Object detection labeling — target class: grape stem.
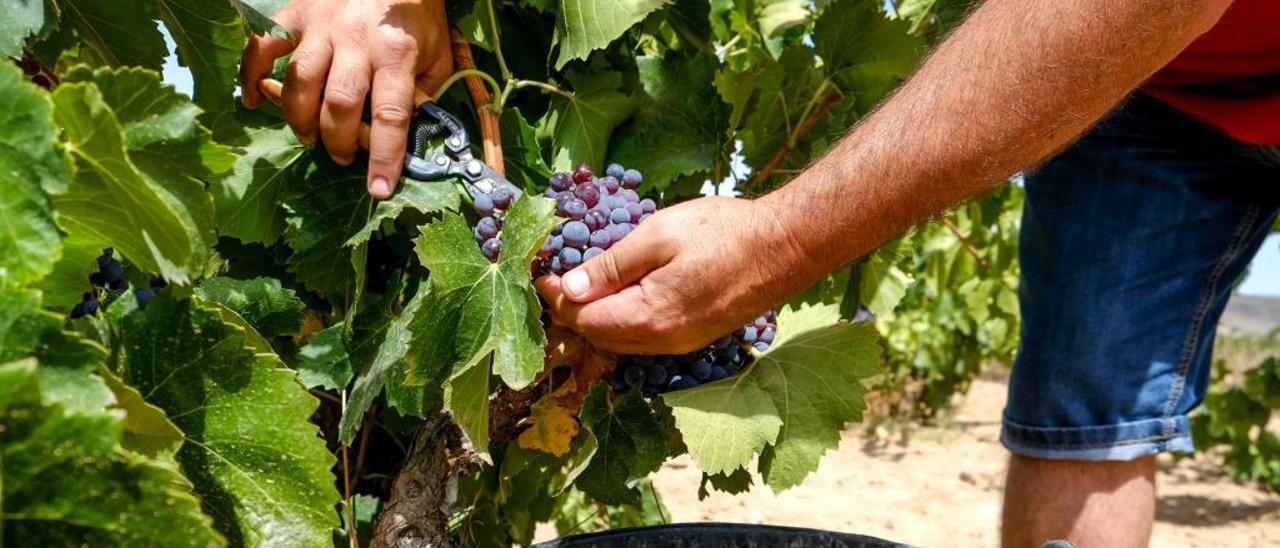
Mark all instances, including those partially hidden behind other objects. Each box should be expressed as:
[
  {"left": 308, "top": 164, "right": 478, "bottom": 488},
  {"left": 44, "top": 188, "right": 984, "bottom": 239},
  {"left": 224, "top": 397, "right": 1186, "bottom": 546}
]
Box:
[
  {"left": 941, "top": 218, "right": 990, "bottom": 269},
  {"left": 749, "top": 85, "right": 844, "bottom": 186},
  {"left": 484, "top": 0, "right": 512, "bottom": 81},
  {"left": 433, "top": 69, "right": 504, "bottom": 104}
]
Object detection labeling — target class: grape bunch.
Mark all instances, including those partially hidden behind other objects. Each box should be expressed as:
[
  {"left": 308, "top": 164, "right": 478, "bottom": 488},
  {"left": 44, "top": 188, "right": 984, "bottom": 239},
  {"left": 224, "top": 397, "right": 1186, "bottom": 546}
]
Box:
[
  {"left": 532, "top": 163, "right": 654, "bottom": 275},
  {"left": 468, "top": 181, "right": 524, "bottom": 262},
  {"left": 69, "top": 248, "right": 166, "bottom": 319},
  {"left": 605, "top": 311, "right": 779, "bottom": 395}
]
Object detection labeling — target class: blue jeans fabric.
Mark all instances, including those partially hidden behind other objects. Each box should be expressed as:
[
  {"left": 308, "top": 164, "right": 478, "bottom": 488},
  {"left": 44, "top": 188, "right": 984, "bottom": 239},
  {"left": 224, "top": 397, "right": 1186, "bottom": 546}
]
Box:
[{"left": 1001, "top": 93, "right": 1280, "bottom": 461}]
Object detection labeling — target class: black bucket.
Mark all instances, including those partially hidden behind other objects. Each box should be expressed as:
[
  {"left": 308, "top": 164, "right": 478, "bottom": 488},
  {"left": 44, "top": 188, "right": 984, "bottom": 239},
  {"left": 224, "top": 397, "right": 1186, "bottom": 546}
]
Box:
[{"left": 533, "top": 523, "right": 906, "bottom": 547}]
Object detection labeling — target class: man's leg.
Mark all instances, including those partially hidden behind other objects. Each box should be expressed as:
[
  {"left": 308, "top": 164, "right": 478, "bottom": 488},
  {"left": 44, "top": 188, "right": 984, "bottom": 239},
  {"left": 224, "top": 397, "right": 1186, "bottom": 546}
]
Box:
[
  {"left": 999, "top": 93, "right": 1280, "bottom": 548},
  {"left": 1002, "top": 455, "right": 1154, "bottom": 548}
]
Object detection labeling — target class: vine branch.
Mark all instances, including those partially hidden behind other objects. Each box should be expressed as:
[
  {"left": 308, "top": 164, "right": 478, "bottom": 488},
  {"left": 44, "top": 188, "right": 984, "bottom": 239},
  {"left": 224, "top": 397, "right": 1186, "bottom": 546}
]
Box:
[
  {"left": 749, "top": 88, "right": 844, "bottom": 186},
  {"left": 941, "top": 218, "right": 989, "bottom": 269}
]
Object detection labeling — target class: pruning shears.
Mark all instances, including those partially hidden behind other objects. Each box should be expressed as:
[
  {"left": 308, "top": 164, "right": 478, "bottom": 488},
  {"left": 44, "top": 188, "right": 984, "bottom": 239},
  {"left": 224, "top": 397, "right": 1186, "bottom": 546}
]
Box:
[{"left": 257, "top": 78, "right": 518, "bottom": 204}]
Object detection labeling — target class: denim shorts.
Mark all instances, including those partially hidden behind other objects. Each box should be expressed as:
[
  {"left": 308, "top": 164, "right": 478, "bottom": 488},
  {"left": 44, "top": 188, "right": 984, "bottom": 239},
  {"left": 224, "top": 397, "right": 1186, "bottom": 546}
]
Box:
[{"left": 1000, "top": 93, "right": 1280, "bottom": 461}]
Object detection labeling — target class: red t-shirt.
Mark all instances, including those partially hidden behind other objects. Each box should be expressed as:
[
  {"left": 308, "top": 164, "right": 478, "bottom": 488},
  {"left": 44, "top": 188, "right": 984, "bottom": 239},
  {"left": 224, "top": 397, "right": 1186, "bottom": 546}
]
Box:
[{"left": 1143, "top": 0, "right": 1280, "bottom": 145}]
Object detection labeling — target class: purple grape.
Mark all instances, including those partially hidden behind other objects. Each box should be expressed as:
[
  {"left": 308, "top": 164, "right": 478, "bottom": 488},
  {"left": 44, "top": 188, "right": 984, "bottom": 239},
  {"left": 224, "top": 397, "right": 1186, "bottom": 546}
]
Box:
[
  {"left": 754, "top": 316, "right": 769, "bottom": 330},
  {"left": 474, "top": 193, "right": 495, "bottom": 217},
  {"left": 550, "top": 256, "right": 562, "bottom": 272},
  {"left": 491, "top": 186, "right": 515, "bottom": 209},
  {"left": 575, "top": 183, "right": 600, "bottom": 207},
  {"left": 600, "top": 176, "right": 620, "bottom": 194},
  {"left": 609, "top": 208, "right": 631, "bottom": 225},
  {"left": 563, "top": 199, "right": 588, "bottom": 220},
  {"left": 753, "top": 342, "right": 771, "bottom": 352},
  {"left": 644, "top": 364, "right": 668, "bottom": 386},
  {"left": 621, "top": 189, "right": 640, "bottom": 204},
  {"left": 625, "top": 203, "right": 643, "bottom": 223},
  {"left": 552, "top": 234, "right": 564, "bottom": 251},
  {"left": 481, "top": 238, "right": 502, "bottom": 260},
  {"left": 622, "top": 169, "right": 642, "bottom": 189},
  {"left": 573, "top": 164, "right": 594, "bottom": 184},
  {"left": 550, "top": 172, "right": 573, "bottom": 191},
  {"left": 476, "top": 216, "right": 500, "bottom": 240},
  {"left": 640, "top": 198, "right": 656, "bottom": 214},
  {"left": 741, "top": 325, "right": 758, "bottom": 343},
  {"left": 559, "top": 247, "right": 582, "bottom": 269},
  {"left": 606, "top": 223, "right": 631, "bottom": 242},
  {"left": 606, "top": 163, "right": 625, "bottom": 179},
  {"left": 584, "top": 209, "right": 607, "bottom": 231},
  {"left": 690, "top": 359, "right": 713, "bottom": 380},
  {"left": 589, "top": 230, "right": 611, "bottom": 249},
  {"left": 708, "top": 366, "right": 729, "bottom": 382},
  {"left": 624, "top": 365, "right": 646, "bottom": 386},
  {"left": 134, "top": 287, "right": 155, "bottom": 310},
  {"left": 562, "top": 221, "right": 590, "bottom": 247},
  {"left": 760, "top": 326, "right": 776, "bottom": 344},
  {"left": 583, "top": 247, "right": 604, "bottom": 261},
  {"left": 668, "top": 375, "right": 699, "bottom": 390},
  {"left": 544, "top": 188, "right": 557, "bottom": 198}
]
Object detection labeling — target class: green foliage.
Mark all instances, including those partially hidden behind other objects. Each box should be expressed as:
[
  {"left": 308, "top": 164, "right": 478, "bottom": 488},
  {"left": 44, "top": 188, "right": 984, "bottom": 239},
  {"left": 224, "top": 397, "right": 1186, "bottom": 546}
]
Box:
[{"left": 1192, "top": 333, "right": 1280, "bottom": 492}]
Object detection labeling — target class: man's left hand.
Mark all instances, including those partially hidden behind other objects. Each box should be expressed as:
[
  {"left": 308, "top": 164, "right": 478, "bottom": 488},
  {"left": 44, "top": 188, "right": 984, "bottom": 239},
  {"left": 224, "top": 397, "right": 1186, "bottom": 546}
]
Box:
[{"left": 535, "top": 196, "right": 806, "bottom": 355}]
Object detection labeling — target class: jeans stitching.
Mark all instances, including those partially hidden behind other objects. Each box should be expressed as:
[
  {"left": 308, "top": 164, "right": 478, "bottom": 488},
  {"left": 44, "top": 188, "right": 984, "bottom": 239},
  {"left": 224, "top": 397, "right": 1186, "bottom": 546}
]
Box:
[
  {"left": 1002, "top": 414, "right": 1190, "bottom": 450},
  {"left": 1003, "top": 431, "right": 1186, "bottom": 451},
  {"left": 1161, "top": 204, "right": 1261, "bottom": 426}
]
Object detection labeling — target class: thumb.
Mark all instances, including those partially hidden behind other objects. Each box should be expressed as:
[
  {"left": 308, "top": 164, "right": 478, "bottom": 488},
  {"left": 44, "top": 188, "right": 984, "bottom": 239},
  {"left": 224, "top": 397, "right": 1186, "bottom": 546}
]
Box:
[{"left": 560, "top": 226, "right": 670, "bottom": 303}]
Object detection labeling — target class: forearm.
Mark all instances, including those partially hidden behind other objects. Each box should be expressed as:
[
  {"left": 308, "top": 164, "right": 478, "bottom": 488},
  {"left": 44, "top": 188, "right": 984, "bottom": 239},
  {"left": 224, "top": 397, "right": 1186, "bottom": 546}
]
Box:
[{"left": 761, "top": 0, "right": 1231, "bottom": 280}]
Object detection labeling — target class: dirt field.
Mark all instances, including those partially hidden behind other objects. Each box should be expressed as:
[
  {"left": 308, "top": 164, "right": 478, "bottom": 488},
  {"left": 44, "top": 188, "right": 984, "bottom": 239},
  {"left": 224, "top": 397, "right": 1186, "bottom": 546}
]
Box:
[{"left": 649, "top": 377, "right": 1280, "bottom": 547}]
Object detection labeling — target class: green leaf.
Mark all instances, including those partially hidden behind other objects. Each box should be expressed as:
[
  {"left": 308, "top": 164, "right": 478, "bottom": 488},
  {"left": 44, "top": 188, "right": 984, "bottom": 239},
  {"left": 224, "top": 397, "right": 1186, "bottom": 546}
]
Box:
[
  {"left": 858, "top": 252, "right": 910, "bottom": 317},
  {"left": 208, "top": 106, "right": 306, "bottom": 244},
  {"left": 346, "top": 180, "right": 460, "bottom": 247},
  {"left": 501, "top": 107, "right": 553, "bottom": 190},
  {"left": 195, "top": 276, "right": 306, "bottom": 338},
  {"left": 553, "top": 0, "right": 672, "bottom": 68},
  {"left": 0, "top": 360, "right": 224, "bottom": 547},
  {"left": 757, "top": 0, "right": 807, "bottom": 37},
  {"left": 0, "top": 61, "right": 68, "bottom": 195},
  {"left": 232, "top": 0, "right": 293, "bottom": 39},
  {"left": 814, "top": 0, "right": 924, "bottom": 107},
  {"left": 664, "top": 301, "right": 882, "bottom": 489},
  {"left": 608, "top": 52, "right": 728, "bottom": 192},
  {"left": 99, "top": 365, "right": 185, "bottom": 457},
  {"left": 405, "top": 196, "right": 560, "bottom": 389},
  {"left": 698, "top": 467, "right": 753, "bottom": 500},
  {"left": 157, "top": 0, "right": 248, "bottom": 114},
  {"left": 575, "top": 387, "right": 668, "bottom": 504},
  {"left": 118, "top": 295, "right": 340, "bottom": 546},
  {"left": 51, "top": 68, "right": 222, "bottom": 284},
  {"left": 0, "top": 64, "right": 66, "bottom": 289},
  {"left": 283, "top": 152, "right": 374, "bottom": 298},
  {"left": 338, "top": 289, "right": 432, "bottom": 443},
  {"left": 444, "top": 352, "right": 493, "bottom": 454},
  {"left": 0, "top": 286, "right": 115, "bottom": 415},
  {"left": 60, "top": 0, "right": 168, "bottom": 69},
  {"left": 542, "top": 70, "right": 637, "bottom": 171},
  {"left": 0, "top": 0, "right": 45, "bottom": 57},
  {"left": 297, "top": 323, "right": 353, "bottom": 390}
]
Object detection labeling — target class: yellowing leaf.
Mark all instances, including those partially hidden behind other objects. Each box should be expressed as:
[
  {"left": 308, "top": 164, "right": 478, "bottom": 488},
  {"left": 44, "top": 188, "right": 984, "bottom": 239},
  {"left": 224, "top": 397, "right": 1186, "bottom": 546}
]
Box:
[{"left": 517, "top": 399, "right": 580, "bottom": 456}]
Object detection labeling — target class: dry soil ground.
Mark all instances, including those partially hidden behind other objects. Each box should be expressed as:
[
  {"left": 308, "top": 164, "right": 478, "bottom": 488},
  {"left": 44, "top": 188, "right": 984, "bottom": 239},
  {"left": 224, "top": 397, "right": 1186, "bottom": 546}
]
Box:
[{"left": 648, "top": 376, "right": 1280, "bottom": 547}]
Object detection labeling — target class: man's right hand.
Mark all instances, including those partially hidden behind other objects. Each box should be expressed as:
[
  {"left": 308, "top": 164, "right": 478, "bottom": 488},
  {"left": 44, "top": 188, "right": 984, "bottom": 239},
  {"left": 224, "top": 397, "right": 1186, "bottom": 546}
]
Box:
[{"left": 238, "top": 0, "right": 453, "bottom": 199}]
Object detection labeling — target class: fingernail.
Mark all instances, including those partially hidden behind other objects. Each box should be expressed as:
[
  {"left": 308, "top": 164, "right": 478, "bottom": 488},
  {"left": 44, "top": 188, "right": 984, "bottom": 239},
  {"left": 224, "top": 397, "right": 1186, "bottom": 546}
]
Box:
[
  {"left": 335, "top": 154, "right": 353, "bottom": 166},
  {"left": 298, "top": 133, "right": 315, "bottom": 146},
  {"left": 564, "top": 270, "right": 589, "bottom": 298},
  {"left": 370, "top": 177, "right": 390, "bottom": 199}
]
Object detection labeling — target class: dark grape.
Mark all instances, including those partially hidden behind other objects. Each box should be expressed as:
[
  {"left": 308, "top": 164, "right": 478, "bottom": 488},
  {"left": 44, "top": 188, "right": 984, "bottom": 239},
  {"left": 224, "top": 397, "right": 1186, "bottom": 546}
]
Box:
[
  {"left": 474, "top": 193, "right": 495, "bottom": 216},
  {"left": 96, "top": 248, "right": 114, "bottom": 270},
  {"left": 481, "top": 238, "right": 502, "bottom": 261},
  {"left": 149, "top": 276, "right": 167, "bottom": 289},
  {"left": 753, "top": 342, "right": 770, "bottom": 352},
  {"left": 624, "top": 365, "right": 646, "bottom": 386},
  {"left": 760, "top": 326, "right": 776, "bottom": 344},
  {"left": 690, "top": 359, "right": 713, "bottom": 380},
  {"left": 589, "top": 229, "right": 611, "bottom": 249},
  {"left": 550, "top": 256, "right": 562, "bottom": 272},
  {"left": 584, "top": 209, "right": 607, "bottom": 231},
  {"left": 605, "top": 223, "right": 631, "bottom": 242},
  {"left": 600, "top": 176, "right": 620, "bottom": 194},
  {"left": 574, "top": 183, "right": 600, "bottom": 207},
  {"left": 134, "top": 287, "right": 156, "bottom": 310},
  {"left": 109, "top": 278, "right": 129, "bottom": 292},
  {"left": 640, "top": 198, "right": 657, "bottom": 214},
  {"left": 550, "top": 172, "right": 573, "bottom": 191},
  {"left": 606, "top": 163, "right": 625, "bottom": 179},
  {"left": 537, "top": 236, "right": 556, "bottom": 258},
  {"left": 89, "top": 271, "right": 105, "bottom": 287},
  {"left": 476, "top": 216, "right": 500, "bottom": 241},
  {"left": 708, "top": 366, "right": 729, "bottom": 382},
  {"left": 621, "top": 189, "right": 640, "bottom": 204},
  {"left": 573, "top": 164, "right": 594, "bottom": 184},
  {"left": 624, "top": 203, "right": 643, "bottom": 223},
  {"left": 609, "top": 208, "right": 630, "bottom": 225},
  {"left": 559, "top": 247, "right": 582, "bottom": 269},
  {"left": 668, "top": 375, "right": 699, "bottom": 390},
  {"left": 563, "top": 199, "right": 588, "bottom": 220},
  {"left": 562, "top": 221, "right": 590, "bottom": 248},
  {"left": 741, "top": 325, "right": 758, "bottom": 343},
  {"left": 491, "top": 186, "right": 515, "bottom": 209},
  {"left": 644, "top": 364, "right": 668, "bottom": 386},
  {"left": 583, "top": 247, "right": 604, "bottom": 261},
  {"left": 622, "top": 169, "right": 642, "bottom": 189}
]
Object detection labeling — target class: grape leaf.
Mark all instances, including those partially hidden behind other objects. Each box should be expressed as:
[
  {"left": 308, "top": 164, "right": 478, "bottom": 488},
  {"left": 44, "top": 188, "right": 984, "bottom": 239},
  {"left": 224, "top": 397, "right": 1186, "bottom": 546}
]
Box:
[
  {"left": 574, "top": 387, "right": 667, "bottom": 504},
  {"left": 405, "top": 196, "right": 560, "bottom": 389},
  {"left": 208, "top": 106, "right": 306, "bottom": 245},
  {"left": 0, "top": 0, "right": 45, "bottom": 57},
  {"left": 232, "top": 0, "right": 293, "bottom": 39},
  {"left": 283, "top": 152, "right": 374, "bottom": 298},
  {"left": 157, "top": 0, "right": 247, "bottom": 114},
  {"left": 553, "top": 0, "right": 671, "bottom": 68},
  {"left": 814, "top": 0, "right": 924, "bottom": 108},
  {"left": 608, "top": 52, "right": 728, "bottom": 192},
  {"left": 501, "top": 107, "right": 552, "bottom": 190},
  {"left": 338, "top": 286, "right": 431, "bottom": 444},
  {"left": 118, "top": 295, "right": 340, "bottom": 546},
  {"left": 757, "top": 0, "right": 807, "bottom": 38},
  {"left": 346, "top": 180, "right": 460, "bottom": 247},
  {"left": 444, "top": 351, "right": 493, "bottom": 454},
  {"left": 518, "top": 398, "right": 580, "bottom": 456},
  {"left": 0, "top": 287, "right": 114, "bottom": 414},
  {"left": 99, "top": 364, "right": 185, "bottom": 457},
  {"left": 195, "top": 276, "right": 306, "bottom": 338},
  {"left": 698, "top": 467, "right": 753, "bottom": 500},
  {"left": 60, "top": 0, "right": 168, "bottom": 69},
  {"left": 50, "top": 69, "right": 222, "bottom": 284},
  {"left": 297, "top": 323, "right": 353, "bottom": 390},
  {"left": 663, "top": 301, "right": 882, "bottom": 489},
  {"left": 542, "top": 70, "right": 637, "bottom": 171},
  {"left": 0, "top": 64, "right": 66, "bottom": 289},
  {"left": 0, "top": 360, "right": 224, "bottom": 547},
  {"left": 858, "top": 251, "right": 910, "bottom": 317}
]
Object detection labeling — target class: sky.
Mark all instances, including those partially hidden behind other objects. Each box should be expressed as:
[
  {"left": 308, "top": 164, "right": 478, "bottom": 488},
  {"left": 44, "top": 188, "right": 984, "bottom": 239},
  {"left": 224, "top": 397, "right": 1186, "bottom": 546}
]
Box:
[{"left": 160, "top": 34, "right": 1280, "bottom": 297}]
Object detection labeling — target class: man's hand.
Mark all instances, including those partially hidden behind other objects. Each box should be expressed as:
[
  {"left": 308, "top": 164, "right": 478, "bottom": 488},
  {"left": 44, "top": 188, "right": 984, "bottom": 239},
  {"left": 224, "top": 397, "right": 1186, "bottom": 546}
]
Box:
[
  {"left": 239, "top": 0, "right": 453, "bottom": 199},
  {"left": 535, "top": 197, "right": 810, "bottom": 355}
]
